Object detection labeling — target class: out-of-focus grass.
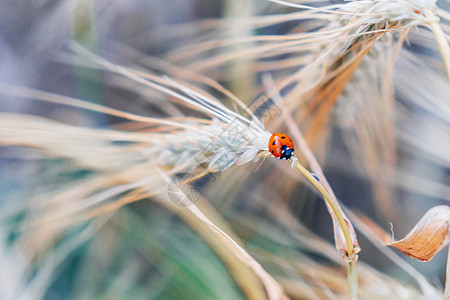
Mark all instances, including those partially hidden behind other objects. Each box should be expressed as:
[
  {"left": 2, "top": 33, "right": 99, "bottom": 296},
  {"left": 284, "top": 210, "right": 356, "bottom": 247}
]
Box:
[{"left": 39, "top": 203, "right": 245, "bottom": 300}]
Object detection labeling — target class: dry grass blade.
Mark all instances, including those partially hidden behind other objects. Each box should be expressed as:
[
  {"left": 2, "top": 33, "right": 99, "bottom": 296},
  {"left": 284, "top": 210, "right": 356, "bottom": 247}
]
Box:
[
  {"left": 264, "top": 75, "right": 359, "bottom": 261},
  {"left": 425, "top": 9, "right": 450, "bottom": 81},
  {"left": 388, "top": 205, "right": 450, "bottom": 262},
  {"left": 156, "top": 170, "right": 289, "bottom": 300}
]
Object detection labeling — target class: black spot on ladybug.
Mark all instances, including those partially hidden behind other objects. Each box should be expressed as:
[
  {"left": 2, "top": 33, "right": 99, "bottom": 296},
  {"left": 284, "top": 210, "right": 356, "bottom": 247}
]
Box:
[
  {"left": 271, "top": 150, "right": 274, "bottom": 154},
  {"left": 281, "top": 136, "right": 286, "bottom": 139},
  {"left": 272, "top": 141, "right": 276, "bottom": 145}
]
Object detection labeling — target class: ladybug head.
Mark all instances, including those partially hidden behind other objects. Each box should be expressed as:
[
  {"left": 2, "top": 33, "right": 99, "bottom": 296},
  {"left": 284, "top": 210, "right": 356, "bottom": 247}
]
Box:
[{"left": 279, "top": 147, "right": 294, "bottom": 160}]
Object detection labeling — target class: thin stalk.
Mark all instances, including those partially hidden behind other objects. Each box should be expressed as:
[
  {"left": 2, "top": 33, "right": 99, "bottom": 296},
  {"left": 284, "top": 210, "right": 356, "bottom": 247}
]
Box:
[
  {"left": 426, "top": 10, "right": 450, "bottom": 81},
  {"left": 291, "top": 158, "right": 358, "bottom": 299},
  {"left": 445, "top": 244, "right": 450, "bottom": 299},
  {"left": 224, "top": 0, "right": 255, "bottom": 101},
  {"left": 290, "top": 158, "right": 354, "bottom": 257},
  {"left": 348, "top": 260, "right": 358, "bottom": 300}
]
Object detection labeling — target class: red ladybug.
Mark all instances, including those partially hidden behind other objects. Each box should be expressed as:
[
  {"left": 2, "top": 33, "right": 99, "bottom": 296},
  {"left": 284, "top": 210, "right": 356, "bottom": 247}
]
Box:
[{"left": 268, "top": 133, "right": 295, "bottom": 160}]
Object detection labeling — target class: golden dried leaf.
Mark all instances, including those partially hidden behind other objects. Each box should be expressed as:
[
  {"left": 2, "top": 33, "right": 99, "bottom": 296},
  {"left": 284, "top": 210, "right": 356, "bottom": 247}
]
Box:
[{"left": 388, "top": 205, "right": 450, "bottom": 262}]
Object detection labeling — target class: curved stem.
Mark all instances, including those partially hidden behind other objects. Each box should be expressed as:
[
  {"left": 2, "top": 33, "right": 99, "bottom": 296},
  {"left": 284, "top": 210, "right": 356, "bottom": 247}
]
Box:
[
  {"left": 445, "top": 244, "right": 450, "bottom": 299},
  {"left": 291, "top": 158, "right": 354, "bottom": 257},
  {"left": 426, "top": 10, "right": 450, "bottom": 81},
  {"left": 348, "top": 260, "right": 358, "bottom": 300}
]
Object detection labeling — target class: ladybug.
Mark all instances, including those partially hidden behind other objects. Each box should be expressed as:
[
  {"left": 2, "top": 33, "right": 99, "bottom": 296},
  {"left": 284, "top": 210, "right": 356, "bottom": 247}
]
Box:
[{"left": 268, "top": 133, "right": 295, "bottom": 160}]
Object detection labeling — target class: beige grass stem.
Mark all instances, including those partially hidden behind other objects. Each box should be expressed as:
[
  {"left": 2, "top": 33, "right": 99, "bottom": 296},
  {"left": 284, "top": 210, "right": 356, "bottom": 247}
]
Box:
[
  {"left": 290, "top": 159, "right": 358, "bottom": 300},
  {"left": 156, "top": 169, "right": 289, "bottom": 300},
  {"left": 445, "top": 244, "right": 450, "bottom": 299},
  {"left": 426, "top": 10, "right": 450, "bottom": 81},
  {"left": 347, "top": 260, "right": 358, "bottom": 300}
]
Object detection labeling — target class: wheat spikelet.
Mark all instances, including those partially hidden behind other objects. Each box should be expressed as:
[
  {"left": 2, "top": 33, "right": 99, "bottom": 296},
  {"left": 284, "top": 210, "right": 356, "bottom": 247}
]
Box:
[{"left": 0, "top": 73, "right": 280, "bottom": 252}]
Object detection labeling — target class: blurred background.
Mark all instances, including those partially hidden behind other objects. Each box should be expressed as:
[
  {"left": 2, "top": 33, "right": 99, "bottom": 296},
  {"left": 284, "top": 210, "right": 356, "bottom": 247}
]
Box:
[{"left": 0, "top": 0, "right": 449, "bottom": 299}]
